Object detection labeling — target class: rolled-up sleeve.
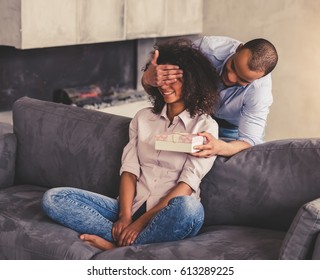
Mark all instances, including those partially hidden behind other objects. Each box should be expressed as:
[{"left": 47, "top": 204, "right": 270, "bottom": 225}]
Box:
[
  {"left": 179, "top": 156, "right": 216, "bottom": 192},
  {"left": 178, "top": 118, "right": 218, "bottom": 192},
  {"left": 238, "top": 82, "right": 273, "bottom": 146},
  {"left": 120, "top": 115, "right": 141, "bottom": 178}
]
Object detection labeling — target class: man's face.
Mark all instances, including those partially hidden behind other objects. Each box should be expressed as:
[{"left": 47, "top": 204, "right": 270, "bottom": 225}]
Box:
[{"left": 221, "top": 48, "right": 265, "bottom": 87}]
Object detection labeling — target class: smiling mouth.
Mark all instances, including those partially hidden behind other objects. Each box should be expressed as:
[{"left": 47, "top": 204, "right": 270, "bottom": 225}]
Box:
[{"left": 161, "top": 91, "right": 174, "bottom": 96}]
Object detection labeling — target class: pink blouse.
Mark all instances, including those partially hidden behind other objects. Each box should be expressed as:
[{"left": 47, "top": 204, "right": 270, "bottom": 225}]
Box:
[{"left": 120, "top": 105, "right": 218, "bottom": 214}]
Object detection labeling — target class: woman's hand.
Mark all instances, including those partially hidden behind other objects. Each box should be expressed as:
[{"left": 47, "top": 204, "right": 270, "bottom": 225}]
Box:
[
  {"left": 117, "top": 217, "right": 148, "bottom": 247},
  {"left": 116, "top": 182, "right": 194, "bottom": 247},
  {"left": 112, "top": 216, "right": 132, "bottom": 243}
]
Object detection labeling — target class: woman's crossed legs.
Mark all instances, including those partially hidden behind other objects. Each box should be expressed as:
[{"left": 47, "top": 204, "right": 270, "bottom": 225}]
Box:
[{"left": 41, "top": 187, "right": 204, "bottom": 250}]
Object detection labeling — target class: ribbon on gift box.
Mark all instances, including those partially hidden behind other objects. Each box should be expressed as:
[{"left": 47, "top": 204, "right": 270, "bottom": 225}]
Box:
[{"left": 155, "top": 132, "right": 202, "bottom": 143}]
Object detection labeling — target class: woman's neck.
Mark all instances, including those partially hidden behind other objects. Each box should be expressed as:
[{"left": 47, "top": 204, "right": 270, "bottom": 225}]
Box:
[{"left": 166, "top": 103, "right": 186, "bottom": 122}]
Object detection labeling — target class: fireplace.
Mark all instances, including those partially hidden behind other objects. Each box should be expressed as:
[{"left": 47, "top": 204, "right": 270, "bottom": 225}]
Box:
[
  {"left": 0, "top": 1, "right": 203, "bottom": 112},
  {"left": 0, "top": 40, "right": 139, "bottom": 111}
]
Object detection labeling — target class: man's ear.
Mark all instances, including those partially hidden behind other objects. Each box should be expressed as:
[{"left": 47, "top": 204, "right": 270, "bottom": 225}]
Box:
[{"left": 236, "top": 43, "right": 244, "bottom": 52}]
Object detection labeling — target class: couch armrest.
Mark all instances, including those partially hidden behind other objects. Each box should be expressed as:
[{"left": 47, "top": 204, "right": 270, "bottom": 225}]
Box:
[
  {"left": 0, "top": 122, "right": 17, "bottom": 189},
  {"left": 311, "top": 233, "right": 320, "bottom": 259},
  {"left": 279, "top": 197, "right": 320, "bottom": 259}
]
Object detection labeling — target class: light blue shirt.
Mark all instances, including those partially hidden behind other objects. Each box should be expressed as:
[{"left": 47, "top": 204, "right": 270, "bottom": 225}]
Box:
[{"left": 194, "top": 36, "right": 273, "bottom": 145}]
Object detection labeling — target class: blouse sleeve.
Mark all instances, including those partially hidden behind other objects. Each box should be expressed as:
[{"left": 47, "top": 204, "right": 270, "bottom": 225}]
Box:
[
  {"left": 119, "top": 113, "right": 141, "bottom": 178},
  {"left": 178, "top": 117, "right": 219, "bottom": 192}
]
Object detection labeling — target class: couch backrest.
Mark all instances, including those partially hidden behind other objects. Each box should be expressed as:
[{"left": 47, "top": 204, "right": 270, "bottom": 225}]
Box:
[
  {"left": 0, "top": 123, "right": 16, "bottom": 189},
  {"left": 13, "top": 97, "right": 131, "bottom": 198},
  {"left": 201, "top": 138, "right": 320, "bottom": 231},
  {"left": 12, "top": 97, "right": 320, "bottom": 231}
]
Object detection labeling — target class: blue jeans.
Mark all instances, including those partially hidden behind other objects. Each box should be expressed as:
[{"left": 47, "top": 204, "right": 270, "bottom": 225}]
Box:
[{"left": 41, "top": 187, "right": 204, "bottom": 245}]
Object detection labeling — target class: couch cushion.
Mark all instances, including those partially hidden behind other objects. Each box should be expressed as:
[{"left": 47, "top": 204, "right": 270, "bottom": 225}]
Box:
[
  {"left": 0, "top": 184, "right": 285, "bottom": 260},
  {"left": 13, "top": 97, "right": 131, "bottom": 197},
  {"left": 200, "top": 138, "right": 320, "bottom": 231},
  {"left": 0, "top": 185, "right": 102, "bottom": 259},
  {"left": 92, "top": 225, "right": 285, "bottom": 260},
  {"left": 279, "top": 197, "right": 320, "bottom": 259}
]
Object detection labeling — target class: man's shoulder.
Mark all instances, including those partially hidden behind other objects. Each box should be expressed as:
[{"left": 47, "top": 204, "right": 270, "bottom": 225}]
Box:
[
  {"left": 195, "top": 36, "right": 241, "bottom": 50},
  {"left": 194, "top": 36, "right": 241, "bottom": 68},
  {"left": 251, "top": 73, "right": 272, "bottom": 89},
  {"left": 244, "top": 74, "right": 273, "bottom": 104},
  {"left": 203, "top": 35, "right": 241, "bottom": 44}
]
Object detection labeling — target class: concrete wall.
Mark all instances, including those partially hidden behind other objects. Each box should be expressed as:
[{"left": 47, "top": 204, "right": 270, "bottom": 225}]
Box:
[
  {"left": 0, "top": 0, "right": 21, "bottom": 47},
  {"left": 2, "top": 0, "right": 319, "bottom": 142},
  {"left": 0, "top": 0, "right": 203, "bottom": 49},
  {"left": 203, "top": 0, "right": 320, "bottom": 141}
]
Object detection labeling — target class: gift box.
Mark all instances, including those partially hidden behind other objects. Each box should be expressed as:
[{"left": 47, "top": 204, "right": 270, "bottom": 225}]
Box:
[{"left": 155, "top": 132, "right": 205, "bottom": 153}]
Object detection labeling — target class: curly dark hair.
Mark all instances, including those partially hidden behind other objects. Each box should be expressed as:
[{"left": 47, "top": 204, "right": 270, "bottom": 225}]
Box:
[{"left": 145, "top": 39, "right": 220, "bottom": 118}]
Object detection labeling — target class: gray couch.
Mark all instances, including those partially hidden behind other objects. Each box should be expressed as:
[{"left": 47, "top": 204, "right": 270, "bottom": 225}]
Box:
[{"left": 1, "top": 96, "right": 320, "bottom": 260}]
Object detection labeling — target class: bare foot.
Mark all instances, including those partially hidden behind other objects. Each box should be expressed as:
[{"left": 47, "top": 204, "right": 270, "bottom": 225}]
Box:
[{"left": 80, "top": 234, "right": 116, "bottom": 250}]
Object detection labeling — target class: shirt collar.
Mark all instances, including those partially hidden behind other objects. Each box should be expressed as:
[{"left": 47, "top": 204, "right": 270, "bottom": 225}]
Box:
[
  {"left": 159, "top": 104, "right": 194, "bottom": 129},
  {"left": 160, "top": 105, "right": 168, "bottom": 119},
  {"left": 219, "top": 52, "right": 234, "bottom": 76}
]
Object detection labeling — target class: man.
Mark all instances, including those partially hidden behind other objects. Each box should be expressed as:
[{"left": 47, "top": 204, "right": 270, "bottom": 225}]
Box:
[{"left": 141, "top": 36, "right": 278, "bottom": 157}]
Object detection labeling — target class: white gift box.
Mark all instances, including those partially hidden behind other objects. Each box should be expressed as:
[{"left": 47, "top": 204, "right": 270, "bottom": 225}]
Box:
[{"left": 155, "top": 132, "right": 205, "bottom": 153}]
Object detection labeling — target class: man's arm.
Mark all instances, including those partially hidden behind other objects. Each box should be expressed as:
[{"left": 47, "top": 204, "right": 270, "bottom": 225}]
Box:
[
  {"left": 192, "top": 132, "right": 252, "bottom": 157},
  {"left": 141, "top": 50, "right": 183, "bottom": 94},
  {"left": 193, "top": 80, "right": 273, "bottom": 158}
]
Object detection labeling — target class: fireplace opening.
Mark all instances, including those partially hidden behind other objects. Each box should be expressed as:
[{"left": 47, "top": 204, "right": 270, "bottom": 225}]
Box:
[
  {"left": 53, "top": 84, "right": 147, "bottom": 110},
  {"left": 0, "top": 39, "right": 140, "bottom": 111}
]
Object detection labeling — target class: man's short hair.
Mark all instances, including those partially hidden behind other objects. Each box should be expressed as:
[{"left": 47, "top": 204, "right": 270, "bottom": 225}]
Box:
[{"left": 243, "top": 38, "right": 278, "bottom": 76}]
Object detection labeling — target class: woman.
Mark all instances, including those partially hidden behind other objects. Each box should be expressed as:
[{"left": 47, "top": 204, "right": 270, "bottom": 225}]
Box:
[{"left": 41, "top": 39, "right": 220, "bottom": 250}]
